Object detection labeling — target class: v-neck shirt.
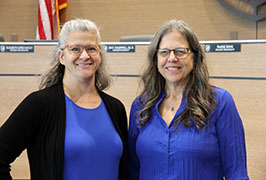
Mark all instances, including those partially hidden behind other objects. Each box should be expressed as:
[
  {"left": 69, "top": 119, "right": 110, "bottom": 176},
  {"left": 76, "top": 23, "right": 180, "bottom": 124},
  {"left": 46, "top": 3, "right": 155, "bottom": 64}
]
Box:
[{"left": 128, "top": 87, "right": 249, "bottom": 180}]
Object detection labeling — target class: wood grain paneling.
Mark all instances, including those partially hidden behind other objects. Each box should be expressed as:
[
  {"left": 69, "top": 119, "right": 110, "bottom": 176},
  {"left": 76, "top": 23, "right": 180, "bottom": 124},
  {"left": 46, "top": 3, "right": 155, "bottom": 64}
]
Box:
[
  {"left": 258, "top": 20, "right": 266, "bottom": 39},
  {"left": 0, "top": 77, "right": 39, "bottom": 179},
  {"left": 0, "top": 46, "right": 54, "bottom": 74},
  {"left": 0, "top": 41, "right": 265, "bottom": 179},
  {"left": 206, "top": 43, "right": 266, "bottom": 77},
  {"left": 0, "top": 0, "right": 38, "bottom": 42},
  {"left": 210, "top": 78, "right": 266, "bottom": 179},
  {"left": 0, "top": 0, "right": 265, "bottom": 42}
]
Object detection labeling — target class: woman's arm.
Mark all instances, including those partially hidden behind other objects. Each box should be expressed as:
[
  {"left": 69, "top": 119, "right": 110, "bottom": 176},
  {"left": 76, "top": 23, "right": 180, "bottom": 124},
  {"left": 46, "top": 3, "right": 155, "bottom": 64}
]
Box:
[
  {"left": 0, "top": 93, "right": 42, "bottom": 179},
  {"left": 216, "top": 91, "right": 249, "bottom": 180},
  {"left": 128, "top": 98, "right": 141, "bottom": 180}
]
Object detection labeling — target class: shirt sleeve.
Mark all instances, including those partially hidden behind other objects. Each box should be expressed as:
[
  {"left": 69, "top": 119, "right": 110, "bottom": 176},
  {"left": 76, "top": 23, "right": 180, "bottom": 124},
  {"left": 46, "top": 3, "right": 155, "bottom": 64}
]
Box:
[
  {"left": 128, "top": 98, "right": 141, "bottom": 180},
  {"left": 215, "top": 90, "right": 249, "bottom": 180},
  {"left": 0, "top": 92, "right": 42, "bottom": 179}
]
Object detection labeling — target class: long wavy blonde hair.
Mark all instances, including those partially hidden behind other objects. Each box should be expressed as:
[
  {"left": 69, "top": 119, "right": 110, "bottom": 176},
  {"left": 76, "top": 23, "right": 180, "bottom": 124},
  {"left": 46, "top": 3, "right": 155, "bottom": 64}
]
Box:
[{"left": 39, "top": 18, "right": 111, "bottom": 91}]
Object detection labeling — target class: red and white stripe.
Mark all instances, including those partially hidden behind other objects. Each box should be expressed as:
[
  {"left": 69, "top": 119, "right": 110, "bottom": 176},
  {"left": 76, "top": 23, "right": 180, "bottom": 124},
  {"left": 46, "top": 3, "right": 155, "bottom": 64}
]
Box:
[{"left": 36, "top": 0, "right": 67, "bottom": 40}]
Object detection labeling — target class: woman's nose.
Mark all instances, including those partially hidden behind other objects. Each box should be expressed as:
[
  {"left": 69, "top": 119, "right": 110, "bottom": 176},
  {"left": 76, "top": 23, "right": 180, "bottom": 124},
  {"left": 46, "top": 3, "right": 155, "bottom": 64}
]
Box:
[
  {"left": 79, "top": 48, "right": 90, "bottom": 58},
  {"left": 167, "top": 50, "right": 178, "bottom": 61}
]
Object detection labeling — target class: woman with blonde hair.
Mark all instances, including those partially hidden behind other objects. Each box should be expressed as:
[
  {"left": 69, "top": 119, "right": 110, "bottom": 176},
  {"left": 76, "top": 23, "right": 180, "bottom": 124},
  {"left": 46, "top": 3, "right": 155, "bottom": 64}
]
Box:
[{"left": 0, "top": 18, "right": 127, "bottom": 180}]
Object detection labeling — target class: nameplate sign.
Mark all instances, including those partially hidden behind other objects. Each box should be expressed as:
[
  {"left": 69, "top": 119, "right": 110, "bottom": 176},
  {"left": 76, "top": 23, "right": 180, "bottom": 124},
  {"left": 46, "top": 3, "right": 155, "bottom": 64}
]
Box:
[
  {"left": 204, "top": 43, "right": 241, "bottom": 53},
  {"left": 103, "top": 44, "right": 135, "bottom": 53},
  {"left": 0, "top": 45, "right": 34, "bottom": 53}
]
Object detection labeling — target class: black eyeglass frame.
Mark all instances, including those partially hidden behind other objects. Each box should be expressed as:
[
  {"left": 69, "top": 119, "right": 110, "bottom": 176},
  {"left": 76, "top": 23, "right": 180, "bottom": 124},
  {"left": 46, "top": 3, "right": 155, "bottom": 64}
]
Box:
[{"left": 156, "top": 48, "right": 190, "bottom": 59}]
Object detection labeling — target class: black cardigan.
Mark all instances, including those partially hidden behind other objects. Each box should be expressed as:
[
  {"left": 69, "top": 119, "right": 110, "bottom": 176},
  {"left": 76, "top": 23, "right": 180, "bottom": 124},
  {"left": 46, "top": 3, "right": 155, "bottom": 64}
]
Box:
[{"left": 0, "top": 83, "right": 128, "bottom": 180}]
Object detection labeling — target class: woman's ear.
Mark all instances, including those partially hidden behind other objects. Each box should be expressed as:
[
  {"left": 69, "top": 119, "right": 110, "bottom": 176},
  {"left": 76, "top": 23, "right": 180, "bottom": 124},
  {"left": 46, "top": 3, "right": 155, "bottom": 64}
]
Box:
[
  {"left": 98, "top": 44, "right": 103, "bottom": 51},
  {"left": 58, "top": 50, "right": 65, "bottom": 65}
]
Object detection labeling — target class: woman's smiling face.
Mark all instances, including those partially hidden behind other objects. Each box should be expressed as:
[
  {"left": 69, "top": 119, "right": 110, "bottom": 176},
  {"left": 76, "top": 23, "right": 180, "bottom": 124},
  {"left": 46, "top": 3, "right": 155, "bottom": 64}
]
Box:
[
  {"left": 59, "top": 31, "right": 101, "bottom": 83},
  {"left": 157, "top": 31, "right": 194, "bottom": 87}
]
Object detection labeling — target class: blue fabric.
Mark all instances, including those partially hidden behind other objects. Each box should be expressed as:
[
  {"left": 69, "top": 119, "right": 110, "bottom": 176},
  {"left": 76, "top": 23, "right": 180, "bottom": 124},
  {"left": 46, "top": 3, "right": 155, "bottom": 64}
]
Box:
[
  {"left": 128, "top": 87, "right": 249, "bottom": 180},
  {"left": 63, "top": 95, "right": 123, "bottom": 180}
]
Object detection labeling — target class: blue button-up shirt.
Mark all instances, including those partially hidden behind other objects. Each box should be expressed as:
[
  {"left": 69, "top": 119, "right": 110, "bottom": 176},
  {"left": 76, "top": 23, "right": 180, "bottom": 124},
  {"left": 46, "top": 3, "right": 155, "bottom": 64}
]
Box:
[{"left": 128, "top": 87, "right": 249, "bottom": 180}]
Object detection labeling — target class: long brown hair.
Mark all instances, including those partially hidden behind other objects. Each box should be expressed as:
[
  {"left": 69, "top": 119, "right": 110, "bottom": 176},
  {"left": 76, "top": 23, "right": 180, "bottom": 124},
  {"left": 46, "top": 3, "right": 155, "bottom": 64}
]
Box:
[{"left": 138, "top": 19, "right": 217, "bottom": 129}]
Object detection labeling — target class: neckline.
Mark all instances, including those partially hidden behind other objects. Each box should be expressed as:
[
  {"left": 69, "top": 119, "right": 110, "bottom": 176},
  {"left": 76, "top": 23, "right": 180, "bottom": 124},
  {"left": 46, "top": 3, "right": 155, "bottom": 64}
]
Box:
[
  {"left": 155, "top": 90, "right": 185, "bottom": 128},
  {"left": 64, "top": 94, "right": 102, "bottom": 110}
]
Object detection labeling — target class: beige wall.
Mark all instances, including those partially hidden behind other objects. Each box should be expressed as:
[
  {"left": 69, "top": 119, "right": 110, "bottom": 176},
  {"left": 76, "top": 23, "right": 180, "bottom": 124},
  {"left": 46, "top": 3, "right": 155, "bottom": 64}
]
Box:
[
  {"left": 0, "top": 0, "right": 265, "bottom": 42},
  {"left": 0, "top": 0, "right": 266, "bottom": 179},
  {"left": 258, "top": 20, "right": 266, "bottom": 39},
  {"left": 0, "top": 41, "right": 266, "bottom": 179},
  {"left": 0, "top": 0, "right": 38, "bottom": 42}
]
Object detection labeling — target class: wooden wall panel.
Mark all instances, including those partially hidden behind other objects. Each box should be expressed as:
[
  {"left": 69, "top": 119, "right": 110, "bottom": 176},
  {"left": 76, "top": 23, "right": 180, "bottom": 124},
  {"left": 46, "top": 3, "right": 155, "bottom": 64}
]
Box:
[
  {"left": 210, "top": 79, "right": 266, "bottom": 179},
  {"left": 0, "top": 41, "right": 266, "bottom": 179},
  {"left": 0, "top": 46, "right": 54, "bottom": 74},
  {"left": 206, "top": 43, "right": 266, "bottom": 77},
  {"left": 105, "top": 45, "right": 148, "bottom": 75},
  {"left": 258, "top": 20, "right": 266, "bottom": 39},
  {"left": 0, "top": 77, "right": 39, "bottom": 179},
  {"left": 63, "top": 0, "right": 257, "bottom": 41},
  {"left": 0, "top": 0, "right": 265, "bottom": 42},
  {"left": 0, "top": 0, "right": 38, "bottom": 42},
  {"left": 0, "top": 77, "right": 40, "bottom": 127},
  {"left": 106, "top": 76, "right": 141, "bottom": 115}
]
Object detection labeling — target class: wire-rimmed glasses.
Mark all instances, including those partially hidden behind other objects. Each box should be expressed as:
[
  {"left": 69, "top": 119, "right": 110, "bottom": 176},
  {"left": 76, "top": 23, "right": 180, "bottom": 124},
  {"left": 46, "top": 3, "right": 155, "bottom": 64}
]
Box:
[{"left": 64, "top": 45, "right": 100, "bottom": 56}]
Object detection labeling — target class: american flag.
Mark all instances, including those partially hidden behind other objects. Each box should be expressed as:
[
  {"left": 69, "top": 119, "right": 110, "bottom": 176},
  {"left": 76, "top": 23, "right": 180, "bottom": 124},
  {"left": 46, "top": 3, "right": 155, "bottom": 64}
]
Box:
[{"left": 36, "top": 0, "right": 67, "bottom": 40}]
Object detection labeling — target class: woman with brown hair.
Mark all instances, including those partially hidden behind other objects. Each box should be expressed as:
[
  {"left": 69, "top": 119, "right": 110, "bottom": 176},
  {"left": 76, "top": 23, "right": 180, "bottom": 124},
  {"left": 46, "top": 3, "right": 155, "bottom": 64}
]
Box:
[{"left": 128, "top": 19, "right": 249, "bottom": 180}]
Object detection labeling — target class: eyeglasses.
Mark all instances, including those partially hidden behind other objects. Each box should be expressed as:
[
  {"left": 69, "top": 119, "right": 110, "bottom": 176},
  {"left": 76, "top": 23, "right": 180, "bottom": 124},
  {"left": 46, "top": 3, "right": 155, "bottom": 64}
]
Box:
[
  {"left": 64, "top": 45, "right": 99, "bottom": 56},
  {"left": 157, "top": 48, "right": 190, "bottom": 59}
]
